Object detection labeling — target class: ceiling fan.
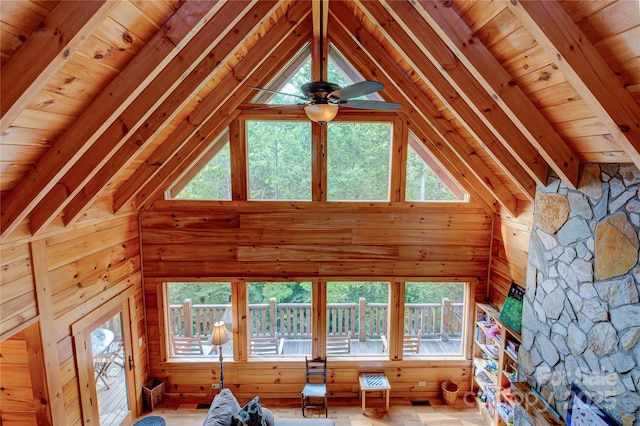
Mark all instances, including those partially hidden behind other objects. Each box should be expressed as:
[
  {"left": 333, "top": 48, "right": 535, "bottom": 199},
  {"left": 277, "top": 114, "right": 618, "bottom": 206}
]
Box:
[{"left": 248, "top": 0, "right": 401, "bottom": 124}]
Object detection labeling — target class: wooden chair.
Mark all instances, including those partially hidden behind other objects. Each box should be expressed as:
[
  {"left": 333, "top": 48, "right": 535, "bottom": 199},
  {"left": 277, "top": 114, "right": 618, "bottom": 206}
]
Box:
[
  {"left": 94, "top": 355, "right": 112, "bottom": 389},
  {"left": 301, "top": 357, "right": 328, "bottom": 417},
  {"left": 403, "top": 329, "right": 423, "bottom": 354},
  {"left": 381, "top": 329, "right": 423, "bottom": 354},
  {"left": 326, "top": 331, "right": 351, "bottom": 354},
  {"left": 170, "top": 332, "right": 204, "bottom": 355},
  {"left": 249, "top": 336, "right": 284, "bottom": 355}
]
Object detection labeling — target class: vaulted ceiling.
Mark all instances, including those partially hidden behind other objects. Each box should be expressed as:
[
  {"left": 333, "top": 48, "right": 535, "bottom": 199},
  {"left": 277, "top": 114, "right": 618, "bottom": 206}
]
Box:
[{"left": 1, "top": 0, "right": 639, "bottom": 243}]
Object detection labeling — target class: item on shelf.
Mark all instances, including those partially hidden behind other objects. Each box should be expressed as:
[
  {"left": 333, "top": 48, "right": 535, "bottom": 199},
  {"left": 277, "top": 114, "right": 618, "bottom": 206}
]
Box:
[
  {"left": 484, "top": 344, "right": 499, "bottom": 359},
  {"left": 499, "top": 283, "right": 525, "bottom": 334},
  {"left": 497, "top": 402, "right": 514, "bottom": 424}
]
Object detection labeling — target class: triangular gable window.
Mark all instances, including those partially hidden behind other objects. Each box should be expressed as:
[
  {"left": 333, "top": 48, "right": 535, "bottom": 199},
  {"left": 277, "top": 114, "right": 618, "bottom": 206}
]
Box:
[
  {"left": 170, "top": 131, "right": 231, "bottom": 200},
  {"left": 406, "top": 131, "right": 467, "bottom": 202}
]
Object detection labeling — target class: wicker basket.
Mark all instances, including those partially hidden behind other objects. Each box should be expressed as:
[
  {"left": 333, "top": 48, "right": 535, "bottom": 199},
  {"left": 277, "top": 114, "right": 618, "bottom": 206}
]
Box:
[{"left": 441, "top": 381, "right": 459, "bottom": 405}]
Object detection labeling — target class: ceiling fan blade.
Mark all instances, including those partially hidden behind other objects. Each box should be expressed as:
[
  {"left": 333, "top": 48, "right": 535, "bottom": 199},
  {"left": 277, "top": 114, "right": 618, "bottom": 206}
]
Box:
[
  {"left": 340, "top": 99, "right": 402, "bottom": 110},
  {"left": 247, "top": 86, "right": 308, "bottom": 101},
  {"left": 330, "top": 81, "right": 384, "bottom": 100}
]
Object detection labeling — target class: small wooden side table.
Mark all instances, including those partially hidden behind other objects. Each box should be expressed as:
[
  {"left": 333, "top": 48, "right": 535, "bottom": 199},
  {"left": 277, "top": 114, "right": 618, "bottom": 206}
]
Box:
[{"left": 359, "top": 373, "right": 390, "bottom": 414}]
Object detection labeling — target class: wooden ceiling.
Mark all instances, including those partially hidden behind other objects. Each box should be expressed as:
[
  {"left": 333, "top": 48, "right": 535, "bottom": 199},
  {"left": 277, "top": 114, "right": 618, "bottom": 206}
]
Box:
[{"left": 1, "top": 0, "right": 639, "bottom": 242}]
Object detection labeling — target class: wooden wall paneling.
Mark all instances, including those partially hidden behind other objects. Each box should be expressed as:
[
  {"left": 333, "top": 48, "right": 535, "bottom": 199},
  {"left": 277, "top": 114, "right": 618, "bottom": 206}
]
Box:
[
  {"left": 24, "top": 322, "right": 51, "bottom": 425},
  {"left": 154, "top": 360, "right": 472, "bottom": 402},
  {"left": 0, "top": 330, "right": 40, "bottom": 425},
  {"left": 30, "top": 239, "right": 65, "bottom": 425},
  {"left": 0, "top": 241, "right": 37, "bottom": 340}
]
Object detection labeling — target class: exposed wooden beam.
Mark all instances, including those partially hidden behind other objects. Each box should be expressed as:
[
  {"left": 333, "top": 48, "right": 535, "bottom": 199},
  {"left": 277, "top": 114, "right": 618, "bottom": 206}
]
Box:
[
  {"left": 507, "top": 0, "right": 640, "bottom": 168},
  {"left": 370, "top": 0, "right": 539, "bottom": 199},
  {"left": 58, "top": 0, "right": 276, "bottom": 228},
  {"left": 417, "top": 0, "right": 580, "bottom": 189},
  {"left": 32, "top": 0, "right": 257, "bottom": 233},
  {"left": 0, "top": 0, "right": 117, "bottom": 132},
  {"left": 123, "top": 14, "right": 313, "bottom": 211},
  {"left": 312, "top": 0, "right": 329, "bottom": 81},
  {"left": 0, "top": 0, "right": 222, "bottom": 242},
  {"left": 328, "top": 8, "right": 499, "bottom": 215},
  {"left": 331, "top": 1, "right": 514, "bottom": 214}
]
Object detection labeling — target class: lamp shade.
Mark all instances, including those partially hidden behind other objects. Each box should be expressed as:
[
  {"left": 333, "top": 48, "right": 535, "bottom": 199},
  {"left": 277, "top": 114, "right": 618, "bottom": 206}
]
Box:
[
  {"left": 304, "top": 104, "right": 338, "bottom": 124},
  {"left": 211, "top": 321, "right": 229, "bottom": 346}
]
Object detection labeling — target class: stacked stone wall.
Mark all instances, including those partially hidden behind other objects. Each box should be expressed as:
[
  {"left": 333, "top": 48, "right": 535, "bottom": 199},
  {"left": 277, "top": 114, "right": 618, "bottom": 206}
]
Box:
[{"left": 522, "top": 163, "right": 640, "bottom": 426}]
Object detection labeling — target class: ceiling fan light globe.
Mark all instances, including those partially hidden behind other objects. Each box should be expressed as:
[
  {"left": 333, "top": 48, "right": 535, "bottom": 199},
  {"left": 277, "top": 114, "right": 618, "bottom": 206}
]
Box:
[{"left": 304, "top": 104, "right": 338, "bottom": 124}]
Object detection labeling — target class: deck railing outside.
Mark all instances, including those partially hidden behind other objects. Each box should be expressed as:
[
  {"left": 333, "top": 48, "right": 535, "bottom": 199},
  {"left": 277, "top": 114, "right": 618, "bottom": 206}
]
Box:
[{"left": 169, "top": 297, "right": 463, "bottom": 342}]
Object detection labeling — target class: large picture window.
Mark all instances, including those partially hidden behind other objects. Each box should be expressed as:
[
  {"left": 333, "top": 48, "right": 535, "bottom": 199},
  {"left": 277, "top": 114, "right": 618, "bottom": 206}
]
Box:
[
  {"left": 164, "top": 280, "right": 467, "bottom": 360},
  {"left": 403, "top": 281, "right": 465, "bottom": 356},
  {"left": 327, "top": 122, "right": 392, "bottom": 201},
  {"left": 166, "top": 282, "right": 232, "bottom": 359},
  {"left": 326, "top": 281, "right": 389, "bottom": 357},
  {"left": 247, "top": 121, "right": 312, "bottom": 201},
  {"left": 247, "top": 281, "right": 312, "bottom": 358}
]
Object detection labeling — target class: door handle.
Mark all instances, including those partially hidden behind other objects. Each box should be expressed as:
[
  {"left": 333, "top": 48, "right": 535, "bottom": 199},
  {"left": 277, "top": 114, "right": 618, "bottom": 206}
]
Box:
[{"left": 128, "top": 355, "right": 134, "bottom": 371}]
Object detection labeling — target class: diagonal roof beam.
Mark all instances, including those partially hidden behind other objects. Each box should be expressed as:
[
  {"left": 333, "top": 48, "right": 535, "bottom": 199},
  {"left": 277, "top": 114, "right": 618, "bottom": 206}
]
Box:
[
  {"left": 135, "top": 24, "right": 313, "bottom": 211},
  {"left": 331, "top": 0, "right": 516, "bottom": 215},
  {"left": 329, "top": 7, "right": 501, "bottom": 214},
  {"left": 0, "top": 0, "right": 222, "bottom": 242},
  {"left": 416, "top": 0, "right": 580, "bottom": 189},
  {"left": 31, "top": 0, "right": 261, "bottom": 233},
  {"left": 358, "top": 0, "right": 537, "bottom": 201},
  {"left": 0, "top": 0, "right": 117, "bottom": 132},
  {"left": 113, "top": 10, "right": 312, "bottom": 212},
  {"left": 507, "top": 0, "right": 640, "bottom": 168}
]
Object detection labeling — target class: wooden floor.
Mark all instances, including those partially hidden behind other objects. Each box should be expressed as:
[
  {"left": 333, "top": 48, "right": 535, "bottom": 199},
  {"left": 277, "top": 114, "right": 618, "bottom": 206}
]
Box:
[
  {"left": 136, "top": 396, "right": 487, "bottom": 425},
  {"left": 96, "top": 363, "right": 129, "bottom": 425}
]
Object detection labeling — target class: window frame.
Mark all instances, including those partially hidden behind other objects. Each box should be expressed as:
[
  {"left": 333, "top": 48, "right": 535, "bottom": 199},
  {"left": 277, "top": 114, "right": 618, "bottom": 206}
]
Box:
[{"left": 161, "top": 278, "right": 473, "bottom": 362}]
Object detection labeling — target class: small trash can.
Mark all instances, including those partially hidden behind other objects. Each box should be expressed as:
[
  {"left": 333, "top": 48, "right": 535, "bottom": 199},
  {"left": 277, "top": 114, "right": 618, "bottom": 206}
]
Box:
[
  {"left": 441, "top": 381, "right": 459, "bottom": 405},
  {"left": 143, "top": 378, "right": 164, "bottom": 410}
]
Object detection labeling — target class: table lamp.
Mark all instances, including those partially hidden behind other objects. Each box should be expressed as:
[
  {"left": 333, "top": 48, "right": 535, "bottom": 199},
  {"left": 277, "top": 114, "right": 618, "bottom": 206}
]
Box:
[{"left": 211, "top": 321, "right": 230, "bottom": 389}]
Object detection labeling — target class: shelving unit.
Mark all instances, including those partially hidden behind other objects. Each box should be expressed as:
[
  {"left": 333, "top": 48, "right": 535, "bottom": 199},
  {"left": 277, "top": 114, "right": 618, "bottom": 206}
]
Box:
[{"left": 472, "top": 302, "right": 521, "bottom": 426}]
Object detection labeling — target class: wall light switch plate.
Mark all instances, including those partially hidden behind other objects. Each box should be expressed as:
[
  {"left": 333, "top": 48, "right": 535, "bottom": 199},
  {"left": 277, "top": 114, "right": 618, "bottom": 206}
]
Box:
[
  {"left": 212, "top": 383, "right": 221, "bottom": 389},
  {"left": 418, "top": 381, "right": 426, "bottom": 386}
]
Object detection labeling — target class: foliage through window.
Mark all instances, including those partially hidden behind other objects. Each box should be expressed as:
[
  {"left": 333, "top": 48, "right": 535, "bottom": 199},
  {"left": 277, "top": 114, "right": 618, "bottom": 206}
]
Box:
[
  {"left": 327, "top": 122, "right": 392, "bottom": 201},
  {"left": 173, "top": 140, "right": 231, "bottom": 200},
  {"left": 247, "top": 121, "right": 312, "bottom": 201},
  {"left": 405, "top": 143, "right": 461, "bottom": 201}
]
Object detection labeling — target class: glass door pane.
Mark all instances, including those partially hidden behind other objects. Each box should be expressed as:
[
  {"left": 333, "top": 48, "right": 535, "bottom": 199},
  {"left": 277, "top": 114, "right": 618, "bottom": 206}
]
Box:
[{"left": 91, "top": 312, "right": 129, "bottom": 425}]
